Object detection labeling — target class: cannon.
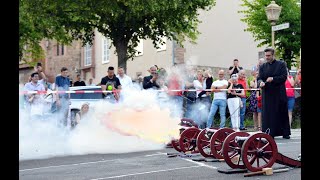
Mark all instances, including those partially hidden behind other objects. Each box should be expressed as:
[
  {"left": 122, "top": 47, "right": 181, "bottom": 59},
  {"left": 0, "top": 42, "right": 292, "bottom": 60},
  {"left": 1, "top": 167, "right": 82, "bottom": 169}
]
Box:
[
  {"left": 172, "top": 118, "right": 235, "bottom": 155},
  {"left": 221, "top": 132, "right": 301, "bottom": 172},
  {"left": 196, "top": 128, "right": 235, "bottom": 158},
  {"left": 171, "top": 118, "right": 199, "bottom": 153}
]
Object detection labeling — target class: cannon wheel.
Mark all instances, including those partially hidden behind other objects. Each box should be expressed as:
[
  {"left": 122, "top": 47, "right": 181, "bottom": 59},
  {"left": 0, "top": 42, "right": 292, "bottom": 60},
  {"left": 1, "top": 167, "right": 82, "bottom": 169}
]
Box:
[
  {"left": 222, "top": 131, "right": 250, "bottom": 169},
  {"left": 241, "top": 133, "right": 278, "bottom": 172},
  {"left": 179, "top": 127, "right": 201, "bottom": 153},
  {"left": 171, "top": 139, "right": 182, "bottom": 152},
  {"left": 210, "top": 128, "right": 235, "bottom": 159},
  {"left": 196, "top": 128, "right": 218, "bottom": 158}
]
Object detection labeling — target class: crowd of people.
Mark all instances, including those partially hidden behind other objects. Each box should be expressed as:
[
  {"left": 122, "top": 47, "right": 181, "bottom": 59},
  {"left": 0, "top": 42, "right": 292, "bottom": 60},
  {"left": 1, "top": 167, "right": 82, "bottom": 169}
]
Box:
[{"left": 22, "top": 48, "right": 301, "bottom": 138}]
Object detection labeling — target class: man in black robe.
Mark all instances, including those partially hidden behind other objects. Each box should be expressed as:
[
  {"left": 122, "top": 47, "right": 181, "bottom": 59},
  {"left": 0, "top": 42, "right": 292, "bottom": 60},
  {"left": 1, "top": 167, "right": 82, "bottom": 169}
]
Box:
[{"left": 258, "top": 47, "right": 291, "bottom": 139}]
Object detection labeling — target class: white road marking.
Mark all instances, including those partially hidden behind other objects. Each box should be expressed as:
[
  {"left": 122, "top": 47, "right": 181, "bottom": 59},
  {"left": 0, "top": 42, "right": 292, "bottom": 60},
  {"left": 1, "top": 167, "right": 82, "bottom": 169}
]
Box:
[
  {"left": 277, "top": 141, "right": 301, "bottom": 145},
  {"left": 20, "top": 153, "right": 167, "bottom": 172},
  {"left": 90, "top": 165, "right": 202, "bottom": 180},
  {"left": 180, "top": 158, "right": 218, "bottom": 169},
  {"left": 144, "top": 152, "right": 167, "bottom": 157},
  {"left": 19, "top": 159, "right": 120, "bottom": 172}
]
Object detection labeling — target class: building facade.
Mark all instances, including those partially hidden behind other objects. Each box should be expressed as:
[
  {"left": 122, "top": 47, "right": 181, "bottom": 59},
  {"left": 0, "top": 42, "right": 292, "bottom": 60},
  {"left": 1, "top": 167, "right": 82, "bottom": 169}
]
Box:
[{"left": 82, "top": 0, "right": 266, "bottom": 84}]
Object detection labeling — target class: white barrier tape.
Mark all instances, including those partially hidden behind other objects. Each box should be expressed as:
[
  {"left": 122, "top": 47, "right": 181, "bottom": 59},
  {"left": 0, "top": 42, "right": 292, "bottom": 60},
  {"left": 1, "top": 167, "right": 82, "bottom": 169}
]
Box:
[{"left": 19, "top": 88, "right": 301, "bottom": 94}]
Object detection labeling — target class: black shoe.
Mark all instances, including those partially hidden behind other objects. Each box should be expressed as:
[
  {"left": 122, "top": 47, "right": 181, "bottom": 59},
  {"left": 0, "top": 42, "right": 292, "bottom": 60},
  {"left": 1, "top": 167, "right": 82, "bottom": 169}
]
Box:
[
  {"left": 282, "top": 135, "right": 290, "bottom": 139},
  {"left": 240, "top": 128, "right": 247, "bottom": 131}
]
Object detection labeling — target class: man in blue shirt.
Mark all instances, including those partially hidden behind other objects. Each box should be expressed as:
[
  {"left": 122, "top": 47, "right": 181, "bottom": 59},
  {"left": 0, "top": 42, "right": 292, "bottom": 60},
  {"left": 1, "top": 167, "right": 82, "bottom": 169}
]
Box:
[{"left": 55, "top": 67, "right": 71, "bottom": 126}]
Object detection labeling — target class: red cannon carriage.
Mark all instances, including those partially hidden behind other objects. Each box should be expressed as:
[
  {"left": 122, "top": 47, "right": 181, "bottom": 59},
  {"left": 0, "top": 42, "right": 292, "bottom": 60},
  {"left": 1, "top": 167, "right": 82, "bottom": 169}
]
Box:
[{"left": 221, "top": 131, "right": 301, "bottom": 172}]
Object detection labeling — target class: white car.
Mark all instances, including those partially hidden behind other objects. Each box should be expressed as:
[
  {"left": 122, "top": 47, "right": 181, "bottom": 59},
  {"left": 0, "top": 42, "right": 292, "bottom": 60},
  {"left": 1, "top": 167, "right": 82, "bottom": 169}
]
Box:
[{"left": 69, "top": 86, "right": 103, "bottom": 127}]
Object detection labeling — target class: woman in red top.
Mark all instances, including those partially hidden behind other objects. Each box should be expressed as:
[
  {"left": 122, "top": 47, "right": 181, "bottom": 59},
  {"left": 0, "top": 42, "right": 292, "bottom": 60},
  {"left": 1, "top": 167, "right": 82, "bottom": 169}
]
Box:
[{"left": 285, "top": 71, "right": 295, "bottom": 127}]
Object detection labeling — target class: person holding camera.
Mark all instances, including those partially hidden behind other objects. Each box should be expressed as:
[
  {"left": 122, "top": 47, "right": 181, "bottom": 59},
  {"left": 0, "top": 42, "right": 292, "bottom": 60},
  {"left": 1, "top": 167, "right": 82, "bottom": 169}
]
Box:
[
  {"left": 101, "top": 66, "right": 122, "bottom": 102},
  {"left": 228, "top": 59, "right": 243, "bottom": 78},
  {"left": 34, "top": 62, "right": 47, "bottom": 86},
  {"left": 143, "top": 66, "right": 160, "bottom": 90}
]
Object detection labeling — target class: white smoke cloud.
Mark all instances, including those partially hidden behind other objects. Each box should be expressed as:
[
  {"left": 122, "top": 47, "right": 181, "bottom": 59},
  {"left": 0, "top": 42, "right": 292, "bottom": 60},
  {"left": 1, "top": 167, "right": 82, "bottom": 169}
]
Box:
[{"left": 19, "top": 87, "right": 180, "bottom": 161}]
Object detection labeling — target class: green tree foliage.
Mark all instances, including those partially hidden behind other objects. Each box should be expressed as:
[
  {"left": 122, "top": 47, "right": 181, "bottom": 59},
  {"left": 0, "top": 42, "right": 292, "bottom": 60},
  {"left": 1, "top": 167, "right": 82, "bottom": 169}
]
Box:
[
  {"left": 239, "top": 0, "right": 301, "bottom": 69},
  {"left": 19, "top": 0, "right": 75, "bottom": 63},
  {"left": 20, "top": 0, "right": 216, "bottom": 70}
]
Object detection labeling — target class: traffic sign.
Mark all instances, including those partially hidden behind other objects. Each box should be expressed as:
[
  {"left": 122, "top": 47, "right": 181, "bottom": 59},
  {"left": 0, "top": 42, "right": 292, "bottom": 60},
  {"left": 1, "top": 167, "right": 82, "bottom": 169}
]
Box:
[{"left": 272, "top": 23, "right": 290, "bottom": 31}]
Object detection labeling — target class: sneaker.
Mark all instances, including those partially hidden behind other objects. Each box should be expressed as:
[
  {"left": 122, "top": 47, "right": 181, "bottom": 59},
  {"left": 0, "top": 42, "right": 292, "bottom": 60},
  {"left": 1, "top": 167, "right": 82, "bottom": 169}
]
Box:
[
  {"left": 282, "top": 135, "right": 290, "bottom": 139},
  {"left": 240, "top": 128, "right": 247, "bottom": 131}
]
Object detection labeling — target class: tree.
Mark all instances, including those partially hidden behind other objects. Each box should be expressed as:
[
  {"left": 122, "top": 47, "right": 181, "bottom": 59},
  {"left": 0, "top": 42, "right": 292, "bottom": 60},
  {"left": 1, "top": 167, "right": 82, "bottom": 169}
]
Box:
[
  {"left": 20, "top": 0, "right": 216, "bottom": 71},
  {"left": 239, "top": 0, "right": 301, "bottom": 69},
  {"left": 19, "top": 0, "right": 76, "bottom": 63}
]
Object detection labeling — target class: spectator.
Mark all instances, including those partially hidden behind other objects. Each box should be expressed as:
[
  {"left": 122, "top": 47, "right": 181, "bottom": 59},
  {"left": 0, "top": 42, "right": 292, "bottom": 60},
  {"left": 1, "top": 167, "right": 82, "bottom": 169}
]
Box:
[
  {"left": 228, "top": 59, "right": 243, "bottom": 77},
  {"left": 253, "top": 58, "right": 265, "bottom": 73},
  {"left": 184, "top": 66, "right": 197, "bottom": 119},
  {"left": 198, "top": 69, "right": 213, "bottom": 98},
  {"left": 237, "top": 70, "right": 248, "bottom": 130},
  {"left": 295, "top": 68, "right": 301, "bottom": 96},
  {"left": 34, "top": 62, "right": 48, "bottom": 86},
  {"left": 88, "top": 78, "right": 96, "bottom": 86},
  {"left": 24, "top": 72, "right": 46, "bottom": 120},
  {"left": 193, "top": 70, "right": 211, "bottom": 128},
  {"left": 207, "top": 70, "right": 228, "bottom": 128},
  {"left": 227, "top": 74, "right": 244, "bottom": 131},
  {"left": 73, "top": 74, "right": 86, "bottom": 86},
  {"left": 285, "top": 69, "right": 295, "bottom": 127},
  {"left": 143, "top": 66, "right": 160, "bottom": 90},
  {"left": 75, "top": 102, "right": 90, "bottom": 125},
  {"left": 248, "top": 70, "right": 262, "bottom": 131},
  {"left": 68, "top": 75, "right": 73, "bottom": 87},
  {"left": 100, "top": 66, "right": 122, "bottom": 102},
  {"left": 167, "top": 68, "right": 184, "bottom": 118},
  {"left": 55, "top": 67, "right": 71, "bottom": 126},
  {"left": 116, "top": 66, "right": 133, "bottom": 89}
]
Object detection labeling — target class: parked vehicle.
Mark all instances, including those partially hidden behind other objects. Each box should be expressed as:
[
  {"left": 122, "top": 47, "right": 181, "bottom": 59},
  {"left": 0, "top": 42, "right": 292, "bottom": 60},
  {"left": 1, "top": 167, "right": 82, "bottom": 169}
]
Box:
[{"left": 69, "top": 86, "right": 102, "bottom": 127}]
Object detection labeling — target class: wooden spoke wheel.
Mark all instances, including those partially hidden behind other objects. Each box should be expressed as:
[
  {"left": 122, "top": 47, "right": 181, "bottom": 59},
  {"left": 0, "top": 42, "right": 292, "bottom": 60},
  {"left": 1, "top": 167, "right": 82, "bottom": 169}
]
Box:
[
  {"left": 179, "top": 127, "right": 201, "bottom": 153},
  {"left": 171, "top": 139, "right": 182, "bottom": 152},
  {"left": 196, "top": 128, "right": 218, "bottom": 157},
  {"left": 209, "top": 128, "right": 235, "bottom": 159},
  {"left": 222, "top": 131, "right": 250, "bottom": 169},
  {"left": 241, "top": 133, "right": 278, "bottom": 172}
]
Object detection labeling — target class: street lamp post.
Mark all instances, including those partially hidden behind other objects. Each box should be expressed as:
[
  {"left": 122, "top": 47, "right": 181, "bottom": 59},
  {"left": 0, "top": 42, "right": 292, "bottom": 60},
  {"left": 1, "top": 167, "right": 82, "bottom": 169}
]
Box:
[{"left": 265, "top": 1, "right": 282, "bottom": 49}]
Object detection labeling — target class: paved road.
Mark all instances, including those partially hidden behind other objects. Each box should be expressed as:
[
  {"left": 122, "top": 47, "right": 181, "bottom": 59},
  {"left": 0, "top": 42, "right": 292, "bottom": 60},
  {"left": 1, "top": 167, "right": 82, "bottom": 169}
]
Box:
[{"left": 19, "top": 129, "right": 301, "bottom": 180}]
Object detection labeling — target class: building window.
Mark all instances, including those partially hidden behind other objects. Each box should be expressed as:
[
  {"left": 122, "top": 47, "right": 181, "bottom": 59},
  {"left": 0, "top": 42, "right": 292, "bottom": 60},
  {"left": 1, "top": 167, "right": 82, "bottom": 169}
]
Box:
[
  {"left": 61, "top": 44, "right": 64, "bottom": 55},
  {"left": 84, "top": 43, "right": 92, "bottom": 66},
  {"left": 156, "top": 37, "right": 167, "bottom": 52},
  {"left": 57, "top": 43, "right": 60, "bottom": 56},
  {"left": 56, "top": 43, "right": 65, "bottom": 56},
  {"left": 102, "top": 37, "right": 110, "bottom": 64},
  {"left": 135, "top": 39, "right": 143, "bottom": 57},
  {"left": 258, "top": 51, "right": 264, "bottom": 59}
]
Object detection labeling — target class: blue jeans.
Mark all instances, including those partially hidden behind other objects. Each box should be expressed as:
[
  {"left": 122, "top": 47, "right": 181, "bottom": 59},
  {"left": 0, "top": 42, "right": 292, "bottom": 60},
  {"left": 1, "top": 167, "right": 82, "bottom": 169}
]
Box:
[
  {"left": 185, "top": 97, "right": 196, "bottom": 119},
  {"left": 240, "top": 98, "right": 246, "bottom": 129},
  {"left": 207, "top": 99, "right": 227, "bottom": 128}
]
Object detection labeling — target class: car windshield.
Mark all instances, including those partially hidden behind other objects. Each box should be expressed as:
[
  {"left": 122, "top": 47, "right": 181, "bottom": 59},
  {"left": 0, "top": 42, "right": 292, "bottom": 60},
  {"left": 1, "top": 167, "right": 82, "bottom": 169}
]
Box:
[{"left": 70, "top": 86, "right": 102, "bottom": 99}]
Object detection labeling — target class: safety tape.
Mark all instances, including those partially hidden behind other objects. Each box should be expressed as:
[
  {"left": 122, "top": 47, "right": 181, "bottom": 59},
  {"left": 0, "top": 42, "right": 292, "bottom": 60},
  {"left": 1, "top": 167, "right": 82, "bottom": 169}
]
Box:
[{"left": 19, "top": 88, "right": 301, "bottom": 94}]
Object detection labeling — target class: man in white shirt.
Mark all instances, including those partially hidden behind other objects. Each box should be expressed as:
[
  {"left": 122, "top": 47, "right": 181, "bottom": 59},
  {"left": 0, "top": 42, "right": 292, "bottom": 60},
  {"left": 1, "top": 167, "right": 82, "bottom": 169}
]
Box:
[
  {"left": 207, "top": 70, "right": 228, "bottom": 128},
  {"left": 24, "top": 72, "right": 46, "bottom": 120},
  {"left": 116, "top": 67, "right": 133, "bottom": 89}
]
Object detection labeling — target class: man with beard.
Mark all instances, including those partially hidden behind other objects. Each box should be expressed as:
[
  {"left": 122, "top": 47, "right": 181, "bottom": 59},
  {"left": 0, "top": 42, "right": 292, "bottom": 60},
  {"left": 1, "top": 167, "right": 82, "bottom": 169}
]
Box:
[{"left": 258, "top": 47, "right": 290, "bottom": 139}]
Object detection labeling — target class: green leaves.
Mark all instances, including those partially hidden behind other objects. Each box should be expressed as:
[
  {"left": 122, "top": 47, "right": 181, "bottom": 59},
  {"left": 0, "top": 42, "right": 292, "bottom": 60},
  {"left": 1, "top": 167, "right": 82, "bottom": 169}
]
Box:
[
  {"left": 240, "top": 0, "right": 301, "bottom": 68},
  {"left": 20, "top": 0, "right": 216, "bottom": 69}
]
